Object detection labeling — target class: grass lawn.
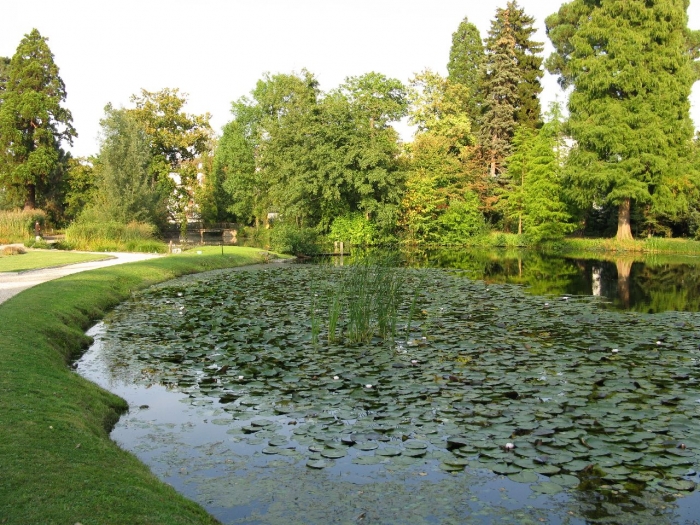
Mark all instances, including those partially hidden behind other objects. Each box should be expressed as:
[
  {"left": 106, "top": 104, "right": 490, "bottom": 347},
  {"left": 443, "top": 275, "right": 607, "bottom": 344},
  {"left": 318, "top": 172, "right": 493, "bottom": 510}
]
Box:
[
  {"left": 0, "top": 250, "right": 114, "bottom": 272},
  {"left": 0, "top": 246, "right": 280, "bottom": 525}
]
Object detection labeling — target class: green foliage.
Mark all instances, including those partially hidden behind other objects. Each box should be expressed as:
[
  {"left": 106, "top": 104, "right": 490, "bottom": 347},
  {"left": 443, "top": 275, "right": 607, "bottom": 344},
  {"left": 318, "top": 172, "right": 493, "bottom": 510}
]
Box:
[
  {"left": 436, "top": 191, "right": 488, "bottom": 244},
  {"left": 497, "top": 125, "right": 536, "bottom": 233},
  {"left": 329, "top": 212, "right": 379, "bottom": 245},
  {"left": 127, "top": 88, "right": 212, "bottom": 183},
  {"left": 269, "top": 222, "right": 320, "bottom": 255},
  {"left": 0, "top": 209, "right": 46, "bottom": 243},
  {"left": 503, "top": 1, "right": 544, "bottom": 128},
  {"left": 86, "top": 106, "right": 166, "bottom": 226},
  {"left": 447, "top": 17, "right": 484, "bottom": 124},
  {"left": 216, "top": 114, "right": 263, "bottom": 224},
  {"left": 0, "top": 29, "right": 76, "bottom": 210},
  {"left": 479, "top": 7, "right": 520, "bottom": 177},
  {"left": 65, "top": 220, "right": 164, "bottom": 252},
  {"left": 501, "top": 104, "right": 574, "bottom": 243},
  {"left": 547, "top": 0, "right": 700, "bottom": 240},
  {"left": 408, "top": 70, "right": 474, "bottom": 151},
  {"left": 216, "top": 70, "right": 407, "bottom": 234},
  {"left": 63, "top": 156, "right": 97, "bottom": 221},
  {"left": 0, "top": 55, "right": 10, "bottom": 100}
]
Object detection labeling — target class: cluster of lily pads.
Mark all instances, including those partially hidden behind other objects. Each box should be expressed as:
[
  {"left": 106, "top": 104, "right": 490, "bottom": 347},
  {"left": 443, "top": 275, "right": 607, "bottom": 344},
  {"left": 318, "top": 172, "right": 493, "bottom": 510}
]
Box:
[{"left": 101, "top": 265, "right": 700, "bottom": 507}]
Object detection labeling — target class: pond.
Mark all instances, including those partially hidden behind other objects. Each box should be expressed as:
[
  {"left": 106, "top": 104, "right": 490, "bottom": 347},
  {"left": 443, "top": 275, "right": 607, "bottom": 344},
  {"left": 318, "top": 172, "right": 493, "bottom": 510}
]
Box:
[{"left": 76, "top": 257, "right": 700, "bottom": 524}]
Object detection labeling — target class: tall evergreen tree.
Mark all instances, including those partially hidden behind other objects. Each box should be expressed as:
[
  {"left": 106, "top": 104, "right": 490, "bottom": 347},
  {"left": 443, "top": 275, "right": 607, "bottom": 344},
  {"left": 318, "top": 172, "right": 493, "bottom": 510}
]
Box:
[
  {"left": 547, "top": 0, "right": 700, "bottom": 240},
  {"left": 447, "top": 18, "right": 484, "bottom": 124},
  {"left": 0, "top": 29, "right": 76, "bottom": 210},
  {"left": 480, "top": 8, "right": 519, "bottom": 177},
  {"left": 484, "top": 2, "right": 544, "bottom": 129},
  {"left": 508, "top": 1, "right": 544, "bottom": 128}
]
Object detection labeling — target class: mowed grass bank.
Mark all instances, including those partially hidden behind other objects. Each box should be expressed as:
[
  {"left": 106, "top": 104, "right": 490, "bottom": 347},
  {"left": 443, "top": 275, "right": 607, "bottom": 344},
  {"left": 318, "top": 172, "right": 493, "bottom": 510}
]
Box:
[
  {"left": 0, "top": 246, "right": 279, "bottom": 525},
  {"left": 0, "top": 250, "right": 113, "bottom": 272}
]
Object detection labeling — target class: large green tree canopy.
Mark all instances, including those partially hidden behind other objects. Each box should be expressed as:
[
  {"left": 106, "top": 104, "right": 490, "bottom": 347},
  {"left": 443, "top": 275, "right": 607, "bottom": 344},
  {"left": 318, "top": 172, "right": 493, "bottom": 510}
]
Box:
[
  {"left": 547, "top": 0, "right": 700, "bottom": 240},
  {"left": 0, "top": 29, "right": 76, "bottom": 210},
  {"left": 215, "top": 70, "right": 407, "bottom": 232}
]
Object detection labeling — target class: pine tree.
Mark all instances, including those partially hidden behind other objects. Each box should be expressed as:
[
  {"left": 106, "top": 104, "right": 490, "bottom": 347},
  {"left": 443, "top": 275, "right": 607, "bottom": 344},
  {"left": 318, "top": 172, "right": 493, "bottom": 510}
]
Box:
[
  {"left": 547, "top": 0, "right": 700, "bottom": 240},
  {"left": 0, "top": 29, "right": 76, "bottom": 210}
]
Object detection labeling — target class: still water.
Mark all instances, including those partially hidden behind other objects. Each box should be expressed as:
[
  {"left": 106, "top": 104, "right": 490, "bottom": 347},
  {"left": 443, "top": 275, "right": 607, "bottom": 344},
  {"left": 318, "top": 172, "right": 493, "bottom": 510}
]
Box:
[{"left": 401, "top": 248, "right": 700, "bottom": 313}]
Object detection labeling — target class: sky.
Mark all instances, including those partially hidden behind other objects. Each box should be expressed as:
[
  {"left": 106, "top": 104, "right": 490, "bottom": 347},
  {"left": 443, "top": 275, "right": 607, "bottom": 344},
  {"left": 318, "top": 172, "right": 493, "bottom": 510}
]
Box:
[{"left": 2, "top": 0, "right": 700, "bottom": 158}]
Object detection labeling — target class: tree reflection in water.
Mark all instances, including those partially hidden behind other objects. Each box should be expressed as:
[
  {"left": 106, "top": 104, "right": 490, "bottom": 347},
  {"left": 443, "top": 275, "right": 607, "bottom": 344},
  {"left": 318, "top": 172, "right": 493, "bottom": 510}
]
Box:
[{"left": 396, "top": 248, "right": 700, "bottom": 313}]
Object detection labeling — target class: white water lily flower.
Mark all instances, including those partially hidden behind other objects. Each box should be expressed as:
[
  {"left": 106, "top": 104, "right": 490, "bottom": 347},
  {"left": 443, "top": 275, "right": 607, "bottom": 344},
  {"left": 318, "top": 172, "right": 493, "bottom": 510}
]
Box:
[
  {"left": 505, "top": 443, "right": 515, "bottom": 451},
  {"left": 333, "top": 376, "right": 339, "bottom": 380},
  {"left": 612, "top": 349, "right": 619, "bottom": 353},
  {"left": 365, "top": 384, "right": 372, "bottom": 388},
  {"left": 411, "top": 360, "right": 418, "bottom": 364},
  {"left": 238, "top": 375, "right": 244, "bottom": 379}
]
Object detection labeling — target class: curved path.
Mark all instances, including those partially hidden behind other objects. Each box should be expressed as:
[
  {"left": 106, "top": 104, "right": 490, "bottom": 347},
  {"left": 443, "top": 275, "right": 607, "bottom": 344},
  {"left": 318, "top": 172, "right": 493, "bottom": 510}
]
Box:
[{"left": 0, "top": 251, "right": 163, "bottom": 305}]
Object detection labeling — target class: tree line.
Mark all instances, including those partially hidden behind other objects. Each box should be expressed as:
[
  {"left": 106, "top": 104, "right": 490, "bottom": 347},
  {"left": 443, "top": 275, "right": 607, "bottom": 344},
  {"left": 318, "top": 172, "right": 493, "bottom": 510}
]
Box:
[{"left": 2, "top": 0, "right": 700, "bottom": 245}]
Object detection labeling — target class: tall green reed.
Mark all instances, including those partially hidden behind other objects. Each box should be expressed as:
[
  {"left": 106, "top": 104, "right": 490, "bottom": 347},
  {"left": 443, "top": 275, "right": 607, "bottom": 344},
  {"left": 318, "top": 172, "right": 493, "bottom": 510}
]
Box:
[{"left": 320, "top": 254, "right": 409, "bottom": 345}]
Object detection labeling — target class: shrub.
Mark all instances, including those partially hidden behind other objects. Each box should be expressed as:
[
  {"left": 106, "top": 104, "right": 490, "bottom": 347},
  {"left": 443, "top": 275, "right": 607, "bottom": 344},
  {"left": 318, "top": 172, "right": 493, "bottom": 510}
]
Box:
[
  {"left": 269, "top": 222, "right": 320, "bottom": 255},
  {"left": 436, "top": 194, "right": 488, "bottom": 244},
  {"left": 329, "top": 213, "right": 379, "bottom": 246},
  {"left": 23, "top": 238, "right": 52, "bottom": 249}
]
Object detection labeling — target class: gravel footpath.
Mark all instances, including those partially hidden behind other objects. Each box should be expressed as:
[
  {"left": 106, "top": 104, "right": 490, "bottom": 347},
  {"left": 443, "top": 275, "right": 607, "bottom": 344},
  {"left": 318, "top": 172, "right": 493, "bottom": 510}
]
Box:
[{"left": 0, "top": 252, "right": 163, "bottom": 305}]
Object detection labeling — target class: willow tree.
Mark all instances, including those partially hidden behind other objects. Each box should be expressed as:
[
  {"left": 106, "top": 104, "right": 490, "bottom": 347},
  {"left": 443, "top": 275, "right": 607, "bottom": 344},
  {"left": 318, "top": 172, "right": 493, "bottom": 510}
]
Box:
[
  {"left": 547, "top": 0, "right": 700, "bottom": 240},
  {"left": 0, "top": 29, "right": 76, "bottom": 210}
]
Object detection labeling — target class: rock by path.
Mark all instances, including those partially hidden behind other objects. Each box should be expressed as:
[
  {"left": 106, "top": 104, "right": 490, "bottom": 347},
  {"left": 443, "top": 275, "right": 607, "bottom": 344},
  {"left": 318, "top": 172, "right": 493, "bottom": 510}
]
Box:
[{"left": 0, "top": 252, "right": 163, "bottom": 305}]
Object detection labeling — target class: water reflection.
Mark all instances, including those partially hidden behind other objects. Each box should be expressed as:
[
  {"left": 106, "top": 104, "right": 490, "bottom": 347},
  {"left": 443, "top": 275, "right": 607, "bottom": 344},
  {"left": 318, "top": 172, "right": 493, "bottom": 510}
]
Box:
[{"left": 402, "top": 248, "right": 700, "bottom": 313}]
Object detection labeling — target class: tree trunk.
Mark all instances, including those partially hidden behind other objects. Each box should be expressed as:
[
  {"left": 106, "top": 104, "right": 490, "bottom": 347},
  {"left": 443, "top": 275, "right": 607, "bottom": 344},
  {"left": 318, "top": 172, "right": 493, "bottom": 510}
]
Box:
[
  {"left": 518, "top": 214, "right": 522, "bottom": 235},
  {"left": 24, "top": 184, "right": 36, "bottom": 210},
  {"left": 615, "top": 258, "right": 632, "bottom": 308},
  {"left": 616, "top": 199, "right": 633, "bottom": 241}
]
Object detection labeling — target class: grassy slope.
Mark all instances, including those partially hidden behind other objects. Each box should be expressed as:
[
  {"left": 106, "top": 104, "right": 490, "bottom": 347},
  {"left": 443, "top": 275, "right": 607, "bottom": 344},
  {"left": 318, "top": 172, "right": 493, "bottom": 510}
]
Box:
[
  {"left": 0, "top": 250, "right": 113, "bottom": 272},
  {"left": 0, "top": 246, "right": 275, "bottom": 525}
]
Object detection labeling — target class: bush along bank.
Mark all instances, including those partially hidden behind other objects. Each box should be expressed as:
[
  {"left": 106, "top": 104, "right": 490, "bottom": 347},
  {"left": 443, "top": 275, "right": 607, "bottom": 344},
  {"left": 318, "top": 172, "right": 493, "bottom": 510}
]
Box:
[{"left": 0, "top": 246, "right": 278, "bottom": 525}]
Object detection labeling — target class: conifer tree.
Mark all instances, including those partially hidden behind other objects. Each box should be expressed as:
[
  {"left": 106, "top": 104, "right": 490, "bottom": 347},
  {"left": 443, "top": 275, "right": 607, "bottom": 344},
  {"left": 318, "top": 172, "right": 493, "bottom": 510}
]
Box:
[
  {"left": 484, "top": 2, "right": 544, "bottom": 129},
  {"left": 480, "top": 8, "right": 519, "bottom": 178},
  {"left": 447, "top": 18, "right": 484, "bottom": 125},
  {"left": 547, "top": 0, "right": 700, "bottom": 240},
  {"left": 508, "top": 1, "right": 544, "bottom": 128},
  {"left": 522, "top": 104, "right": 573, "bottom": 242},
  {"left": 0, "top": 29, "right": 76, "bottom": 209}
]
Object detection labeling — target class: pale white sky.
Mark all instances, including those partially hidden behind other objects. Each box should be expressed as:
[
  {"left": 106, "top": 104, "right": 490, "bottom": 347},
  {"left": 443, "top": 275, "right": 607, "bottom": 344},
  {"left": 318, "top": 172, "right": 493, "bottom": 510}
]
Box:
[{"left": 2, "top": 0, "right": 700, "bottom": 157}]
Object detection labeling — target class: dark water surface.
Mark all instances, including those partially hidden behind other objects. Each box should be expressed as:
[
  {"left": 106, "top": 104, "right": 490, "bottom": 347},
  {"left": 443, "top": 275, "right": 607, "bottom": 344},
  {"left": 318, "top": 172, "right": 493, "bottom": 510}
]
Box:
[
  {"left": 75, "top": 258, "right": 700, "bottom": 524},
  {"left": 401, "top": 248, "right": 700, "bottom": 313}
]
